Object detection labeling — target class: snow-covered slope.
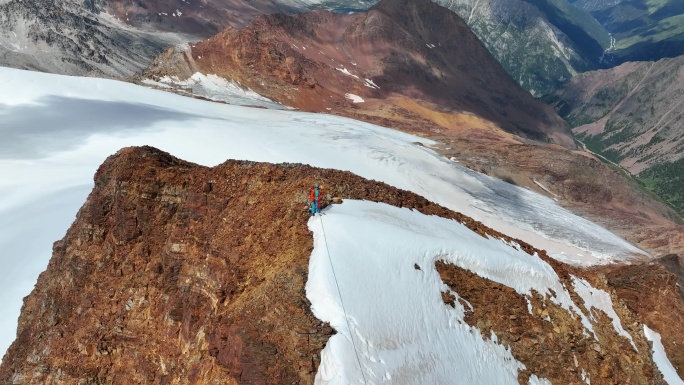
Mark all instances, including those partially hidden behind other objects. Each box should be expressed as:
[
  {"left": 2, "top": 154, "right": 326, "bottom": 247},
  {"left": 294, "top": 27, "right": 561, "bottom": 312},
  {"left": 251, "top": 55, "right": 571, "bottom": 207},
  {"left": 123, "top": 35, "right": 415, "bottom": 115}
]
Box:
[
  {"left": 306, "top": 200, "right": 620, "bottom": 384},
  {"left": 0, "top": 67, "right": 647, "bottom": 359}
]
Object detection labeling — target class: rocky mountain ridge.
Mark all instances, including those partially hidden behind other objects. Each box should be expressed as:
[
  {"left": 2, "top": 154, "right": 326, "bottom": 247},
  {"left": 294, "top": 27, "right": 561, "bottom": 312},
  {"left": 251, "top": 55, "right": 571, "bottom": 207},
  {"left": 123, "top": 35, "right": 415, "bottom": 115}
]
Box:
[
  {"left": 0, "top": 146, "right": 681, "bottom": 384},
  {"left": 0, "top": 0, "right": 317, "bottom": 76},
  {"left": 141, "top": 0, "right": 684, "bottom": 266},
  {"left": 0, "top": 0, "right": 188, "bottom": 76},
  {"left": 144, "top": 0, "right": 576, "bottom": 147},
  {"left": 285, "top": 0, "right": 613, "bottom": 96}
]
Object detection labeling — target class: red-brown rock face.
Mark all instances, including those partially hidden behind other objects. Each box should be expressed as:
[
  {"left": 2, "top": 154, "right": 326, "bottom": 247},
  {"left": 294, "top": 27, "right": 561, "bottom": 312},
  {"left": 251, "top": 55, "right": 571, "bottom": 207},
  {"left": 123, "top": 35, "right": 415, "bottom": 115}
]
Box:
[
  {"left": 0, "top": 145, "right": 509, "bottom": 384},
  {"left": 145, "top": 0, "right": 575, "bottom": 147},
  {"left": 0, "top": 146, "right": 679, "bottom": 384},
  {"left": 141, "top": 0, "right": 684, "bottom": 266}
]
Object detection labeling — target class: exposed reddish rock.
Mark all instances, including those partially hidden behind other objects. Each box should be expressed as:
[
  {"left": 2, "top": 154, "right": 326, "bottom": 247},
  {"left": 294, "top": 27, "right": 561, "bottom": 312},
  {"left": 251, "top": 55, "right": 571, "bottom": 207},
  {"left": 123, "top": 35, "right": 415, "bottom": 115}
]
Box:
[
  {"left": 140, "top": 0, "right": 684, "bottom": 264},
  {"left": 598, "top": 255, "right": 684, "bottom": 379},
  {"left": 438, "top": 261, "right": 664, "bottom": 385},
  {"left": 144, "top": 0, "right": 575, "bottom": 147},
  {"left": 0, "top": 146, "right": 679, "bottom": 384}
]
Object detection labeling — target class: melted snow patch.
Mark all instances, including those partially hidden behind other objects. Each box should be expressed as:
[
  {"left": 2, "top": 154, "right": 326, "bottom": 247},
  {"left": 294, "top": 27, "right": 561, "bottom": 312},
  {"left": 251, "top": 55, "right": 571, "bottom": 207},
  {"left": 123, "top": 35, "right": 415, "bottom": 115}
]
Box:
[
  {"left": 344, "top": 93, "right": 364, "bottom": 103},
  {"left": 572, "top": 276, "right": 637, "bottom": 351},
  {"left": 644, "top": 325, "right": 684, "bottom": 385}
]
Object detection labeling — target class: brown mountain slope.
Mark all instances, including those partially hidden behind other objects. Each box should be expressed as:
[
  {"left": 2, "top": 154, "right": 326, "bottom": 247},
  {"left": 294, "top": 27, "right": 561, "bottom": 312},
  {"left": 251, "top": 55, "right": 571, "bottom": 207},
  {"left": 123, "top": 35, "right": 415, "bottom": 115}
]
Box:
[
  {"left": 144, "top": 0, "right": 575, "bottom": 147},
  {"left": 0, "top": 146, "right": 678, "bottom": 384},
  {"left": 600, "top": 254, "right": 684, "bottom": 378},
  {"left": 104, "top": 0, "right": 307, "bottom": 37},
  {"left": 140, "top": 0, "right": 684, "bottom": 262}
]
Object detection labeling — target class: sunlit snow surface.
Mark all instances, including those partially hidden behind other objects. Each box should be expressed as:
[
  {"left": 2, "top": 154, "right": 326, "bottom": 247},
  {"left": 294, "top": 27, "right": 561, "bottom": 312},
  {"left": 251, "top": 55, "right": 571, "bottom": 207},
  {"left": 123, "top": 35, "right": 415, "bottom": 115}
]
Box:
[
  {"left": 307, "top": 200, "right": 563, "bottom": 384},
  {"left": 572, "top": 276, "right": 637, "bottom": 350},
  {"left": 141, "top": 72, "right": 285, "bottom": 109},
  {"left": 644, "top": 326, "right": 684, "bottom": 385},
  {"left": 0, "top": 67, "right": 646, "bottom": 358}
]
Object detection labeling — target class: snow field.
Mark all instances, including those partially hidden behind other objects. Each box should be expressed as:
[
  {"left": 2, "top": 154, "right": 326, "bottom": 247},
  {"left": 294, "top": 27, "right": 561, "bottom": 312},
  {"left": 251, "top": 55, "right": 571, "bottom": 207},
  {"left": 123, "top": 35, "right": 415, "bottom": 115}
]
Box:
[
  {"left": 305, "top": 200, "right": 641, "bottom": 384},
  {"left": 644, "top": 326, "right": 684, "bottom": 385},
  {"left": 0, "top": 67, "right": 651, "bottom": 365},
  {"left": 307, "top": 200, "right": 530, "bottom": 384},
  {"left": 305, "top": 200, "right": 684, "bottom": 384},
  {"left": 142, "top": 72, "right": 284, "bottom": 109}
]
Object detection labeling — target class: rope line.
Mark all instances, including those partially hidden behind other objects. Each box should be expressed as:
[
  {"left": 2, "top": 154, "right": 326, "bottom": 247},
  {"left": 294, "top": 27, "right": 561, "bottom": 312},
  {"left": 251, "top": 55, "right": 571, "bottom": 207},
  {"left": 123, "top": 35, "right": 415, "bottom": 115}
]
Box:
[{"left": 319, "top": 215, "right": 369, "bottom": 385}]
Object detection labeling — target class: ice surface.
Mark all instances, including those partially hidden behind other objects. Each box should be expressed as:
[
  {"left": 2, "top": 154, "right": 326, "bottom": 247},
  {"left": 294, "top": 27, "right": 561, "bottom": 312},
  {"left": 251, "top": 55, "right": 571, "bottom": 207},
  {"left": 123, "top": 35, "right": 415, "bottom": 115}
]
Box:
[
  {"left": 644, "top": 325, "right": 684, "bottom": 385},
  {"left": 0, "top": 67, "right": 646, "bottom": 358}
]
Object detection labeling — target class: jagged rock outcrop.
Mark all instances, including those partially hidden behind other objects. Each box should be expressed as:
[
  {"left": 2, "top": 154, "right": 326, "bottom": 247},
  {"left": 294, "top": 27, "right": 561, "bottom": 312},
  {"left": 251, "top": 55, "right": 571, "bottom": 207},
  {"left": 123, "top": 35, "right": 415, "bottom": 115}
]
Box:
[
  {"left": 599, "top": 254, "right": 684, "bottom": 378},
  {"left": 0, "top": 146, "right": 680, "bottom": 384},
  {"left": 144, "top": 0, "right": 576, "bottom": 148}
]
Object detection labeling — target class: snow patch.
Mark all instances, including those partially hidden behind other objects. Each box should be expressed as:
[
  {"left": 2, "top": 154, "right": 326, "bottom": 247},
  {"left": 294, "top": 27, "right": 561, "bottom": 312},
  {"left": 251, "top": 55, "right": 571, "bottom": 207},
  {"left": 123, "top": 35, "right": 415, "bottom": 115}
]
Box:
[
  {"left": 336, "top": 67, "right": 359, "bottom": 79},
  {"left": 364, "top": 78, "right": 379, "bottom": 89},
  {"left": 644, "top": 325, "right": 684, "bottom": 385},
  {"left": 344, "top": 93, "right": 364, "bottom": 103},
  {"left": 582, "top": 369, "right": 591, "bottom": 384},
  {"left": 307, "top": 200, "right": 556, "bottom": 384},
  {"left": 572, "top": 276, "right": 637, "bottom": 351},
  {"left": 532, "top": 179, "right": 558, "bottom": 199}
]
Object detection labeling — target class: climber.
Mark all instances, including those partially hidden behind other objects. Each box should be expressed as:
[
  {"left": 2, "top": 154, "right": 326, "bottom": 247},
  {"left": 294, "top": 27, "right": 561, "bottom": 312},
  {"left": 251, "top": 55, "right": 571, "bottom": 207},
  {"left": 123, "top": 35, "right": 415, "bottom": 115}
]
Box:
[{"left": 310, "top": 183, "right": 321, "bottom": 215}]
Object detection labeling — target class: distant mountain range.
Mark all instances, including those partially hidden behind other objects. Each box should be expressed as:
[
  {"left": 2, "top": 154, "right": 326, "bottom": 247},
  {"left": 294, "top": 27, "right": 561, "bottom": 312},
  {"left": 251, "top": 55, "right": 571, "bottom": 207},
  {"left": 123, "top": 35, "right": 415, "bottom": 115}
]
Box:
[
  {"left": 548, "top": 54, "right": 684, "bottom": 213},
  {"left": 1, "top": 0, "right": 681, "bottom": 93},
  {"left": 434, "top": 0, "right": 611, "bottom": 96},
  {"left": 143, "top": 0, "right": 574, "bottom": 146},
  {"left": 0, "top": 0, "right": 316, "bottom": 76},
  {"left": 571, "top": 0, "right": 684, "bottom": 62}
]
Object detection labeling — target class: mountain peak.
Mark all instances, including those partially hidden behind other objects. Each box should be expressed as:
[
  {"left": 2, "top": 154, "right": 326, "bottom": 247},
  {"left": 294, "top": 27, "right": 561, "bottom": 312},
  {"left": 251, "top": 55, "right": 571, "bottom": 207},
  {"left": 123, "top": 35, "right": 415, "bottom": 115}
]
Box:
[
  {"left": 145, "top": 1, "right": 575, "bottom": 147},
  {"left": 1, "top": 144, "right": 673, "bottom": 384}
]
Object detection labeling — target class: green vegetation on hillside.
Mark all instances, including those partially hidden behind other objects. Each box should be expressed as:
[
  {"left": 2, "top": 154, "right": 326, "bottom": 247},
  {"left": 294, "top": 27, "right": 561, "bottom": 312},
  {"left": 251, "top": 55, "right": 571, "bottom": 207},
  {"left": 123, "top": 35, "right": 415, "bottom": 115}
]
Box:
[
  {"left": 638, "top": 158, "right": 684, "bottom": 214},
  {"left": 528, "top": 0, "right": 611, "bottom": 54},
  {"left": 572, "top": 0, "right": 684, "bottom": 62}
]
